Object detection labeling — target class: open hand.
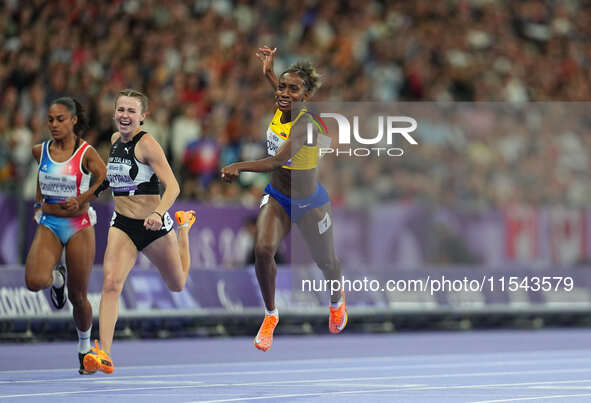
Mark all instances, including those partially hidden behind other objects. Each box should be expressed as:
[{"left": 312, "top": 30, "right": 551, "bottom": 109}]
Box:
[{"left": 256, "top": 45, "right": 277, "bottom": 75}]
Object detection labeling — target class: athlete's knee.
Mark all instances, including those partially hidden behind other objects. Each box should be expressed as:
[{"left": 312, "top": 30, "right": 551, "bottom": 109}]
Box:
[
  {"left": 102, "top": 272, "right": 125, "bottom": 295},
  {"left": 25, "top": 278, "right": 46, "bottom": 292},
  {"left": 255, "top": 243, "right": 277, "bottom": 262},
  {"left": 167, "top": 279, "right": 185, "bottom": 292},
  {"left": 168, "top": 284, "right": 184, "bottom": 292},
  {"left": 24, "top": 270, "right": 50, "bottom": 292},
  {"left": 67, "top": 288, "right": 88, "bottom": 308}
]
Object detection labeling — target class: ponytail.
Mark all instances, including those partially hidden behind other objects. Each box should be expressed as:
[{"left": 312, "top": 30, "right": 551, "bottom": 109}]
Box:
[
  {"left": 71, "top": 98, "right": 88, "bottom": 136},
  {"left": 51, "top": 97, "right": 88, "bottom": 135}
]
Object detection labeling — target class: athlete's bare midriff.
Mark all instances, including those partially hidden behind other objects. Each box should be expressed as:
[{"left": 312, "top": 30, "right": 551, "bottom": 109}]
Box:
[
  {"left": 271, "top": 167, "right": 317, "bottom": 198},
  {"left": 42, "top": 202, "right": 89, "bottom": 218},
  {"left": 113, "top": 194, "right": 162, "bottom": 219}
]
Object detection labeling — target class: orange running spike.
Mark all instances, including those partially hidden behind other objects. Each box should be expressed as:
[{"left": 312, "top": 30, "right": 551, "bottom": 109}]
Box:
[
  {"left": 254, "top": 314, "right": 279, "bottom": 351},
  {"left": 175, "top": 210, "right": 196, "bottom": 229},
  {"left": 329, "top": 290, "right": 348, "bottom": 334},
  {"left": 83, "top": 340, "right": 114, "bottom": 374}
]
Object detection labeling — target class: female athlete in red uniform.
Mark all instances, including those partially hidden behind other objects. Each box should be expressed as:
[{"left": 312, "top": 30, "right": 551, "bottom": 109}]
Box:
[{"left": 26, "top": 97, "right": 107, "bottom": 374}]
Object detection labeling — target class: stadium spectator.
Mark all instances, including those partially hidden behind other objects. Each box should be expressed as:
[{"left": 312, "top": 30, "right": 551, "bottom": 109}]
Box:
[{"left": 1, "top": 0, "right": 590, "bottom": 209}]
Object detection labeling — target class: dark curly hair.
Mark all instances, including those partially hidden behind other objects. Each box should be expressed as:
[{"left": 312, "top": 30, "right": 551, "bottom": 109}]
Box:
[{"left": 281, "top": 61, "right": 321, "bottom": 94}]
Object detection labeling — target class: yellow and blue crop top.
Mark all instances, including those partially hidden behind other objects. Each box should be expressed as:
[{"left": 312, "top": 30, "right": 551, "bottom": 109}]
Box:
[{"left": 266, "top": 108, "right": 327, "bottom": 170}]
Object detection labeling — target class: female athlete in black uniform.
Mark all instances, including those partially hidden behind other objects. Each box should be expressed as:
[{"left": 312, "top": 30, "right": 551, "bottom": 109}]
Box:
[{"left": 84, "top": 89, "right": 196, "bottom": 373}]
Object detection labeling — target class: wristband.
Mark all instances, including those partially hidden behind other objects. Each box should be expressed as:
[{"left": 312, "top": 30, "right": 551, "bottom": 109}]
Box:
[
  {"left": 34, "top": 209, "right": 42, "bottom": 224},
  {"left": 93, "top": 179, "right": 110, "bottom": 197},
  {"left": 34, "top": 202, "right": 42, "bottom": 209},
  {"left": 151, "top": 211, "right": 164, "bottom": 222}
]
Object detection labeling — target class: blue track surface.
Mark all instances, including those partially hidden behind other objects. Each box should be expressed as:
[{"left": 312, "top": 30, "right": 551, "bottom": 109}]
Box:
[{"left": 2, "top": 329, "right": 591, "bottom": 402}]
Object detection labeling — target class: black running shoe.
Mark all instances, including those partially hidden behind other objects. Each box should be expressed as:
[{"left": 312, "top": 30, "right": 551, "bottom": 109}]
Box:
[
  {"left": 79, "top": 351, "right": 96, "bottom": 375},
  {"left": 50, "top": 264, "right": 67, "bottom": 309}
]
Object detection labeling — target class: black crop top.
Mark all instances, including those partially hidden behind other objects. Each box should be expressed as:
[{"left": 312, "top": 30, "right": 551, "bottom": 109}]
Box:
[{"left": 106, "top": 131, "right": 160, "bottom": 196}]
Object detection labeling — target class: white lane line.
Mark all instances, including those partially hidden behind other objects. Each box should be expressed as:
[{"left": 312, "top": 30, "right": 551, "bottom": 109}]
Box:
[
  {"left": 0, "top": 384, "right": 227, "bottom": 399},
  {"left": 2, "top": 369, "right": 591, "bottom": 393},
  {"left": 324, "top": 383, "right": 425, "bottom": 388},
  {"left": 229, "top": 376, "right": 591, "bottom": 388},
  {"left": 387, "top": 379, "right": 591, "bottom": 392},
  {"left": 2, "top": 375, "right": 591, "bottom": 399},
  {"left": 191, "top": 381, "right": 591, "bottom": 403},
  {"left": 530, "top": 386, "right": 591, "bottom": 390},
  {"left": 90, "top": 380, "right": 205, "bottom": 386},
  {"left": 227, "top": 367, "right": 591, "bottom": 386},
  {"left": 2, "top": 348, "right": 590, "bottom": 375},
  {"left": 469, "top": 393, "right": 591, "bottom": 403},
  {"left": 188, "top": 389, "right": 425, "bottom": 403},
  {"left": 3, "top": 357, "right": 591, "bottom": 384}
]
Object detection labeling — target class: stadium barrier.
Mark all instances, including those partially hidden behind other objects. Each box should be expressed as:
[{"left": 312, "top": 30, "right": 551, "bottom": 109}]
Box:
[{"left": 1, "top": 264, "right": 590, "bottom": 340}]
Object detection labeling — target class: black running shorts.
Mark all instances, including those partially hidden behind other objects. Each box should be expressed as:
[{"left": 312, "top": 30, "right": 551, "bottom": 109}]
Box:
[{"left": 110, "top": 211, "right": 173, "bottom": 251}]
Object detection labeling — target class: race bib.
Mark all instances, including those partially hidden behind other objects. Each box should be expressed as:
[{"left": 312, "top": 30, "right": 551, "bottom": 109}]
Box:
[
  {"left": 260, "top": 194, "right": 270, "bottom": 208},
  {"left": 318, "top": 212, "right": 332, "bottom": 235},
  {"left": 107, "top": 162, "right": 137, "bottom": 192},
  {"left": 266, "top": 128, "right": 292, "bottom": 167},
  {"left": 39, "top": 171, "right": 77, "bottom": 201},
  {"left": 163, "top": 212, "right": 174, "bottom": 231}
]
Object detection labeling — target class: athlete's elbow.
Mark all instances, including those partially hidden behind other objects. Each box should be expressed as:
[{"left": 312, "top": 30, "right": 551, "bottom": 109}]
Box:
[
  {"left": 96, "top": 170, "right": 107, "bottom": 184},
  {"left": 270, "top": 157, "right": 286, "bottom": 170},
  {"left": 169, "top": 183, "right": 180, "bottom": 198},
  {"left": 162, "top": 181, "right": 180, "bottom": 198}
]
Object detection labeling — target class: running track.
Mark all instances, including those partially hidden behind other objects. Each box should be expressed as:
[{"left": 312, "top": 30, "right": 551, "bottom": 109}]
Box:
[{"left": 2, "top": 329, "right": 591, "bottom": 402}]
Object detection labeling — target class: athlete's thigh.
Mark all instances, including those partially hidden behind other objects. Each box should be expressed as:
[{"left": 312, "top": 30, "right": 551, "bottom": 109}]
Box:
[
  {"left": 142, "top": 230, "right": 183, "bottom": 279},
  {"left": 296, "top": 203, "right": 337, "bottom": 264},
  {"left": 103, "top": 226, "right": 138, "bottom": 283},
  {"left": 256, "top": 196, "right": 291, "bottom": 249},
  {"left": 64, "top": 226, "right": 95, "bottom": 293},
  {"left": 25, "top": 225, "right": 63, "bottom": 281}
]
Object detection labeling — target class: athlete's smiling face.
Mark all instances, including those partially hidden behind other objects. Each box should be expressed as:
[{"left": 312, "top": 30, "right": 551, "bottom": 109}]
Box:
[
  {"left": 275, "top": 72, "right": 309, "bottom": 112},
  {"left": 114, "top": 96, "right": 145, "bottom": 135},
  {"left": 48, "top": 104, "right": 77, "bottom": 140}
]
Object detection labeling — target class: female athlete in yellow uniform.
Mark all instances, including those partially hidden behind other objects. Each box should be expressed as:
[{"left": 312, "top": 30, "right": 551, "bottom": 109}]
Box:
[{"left": 221, "top": 46, "right": 346, "bottom": 351}]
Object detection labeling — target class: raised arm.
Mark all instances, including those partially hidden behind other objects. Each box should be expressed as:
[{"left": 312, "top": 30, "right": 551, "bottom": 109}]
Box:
[{"left": 256, "top": 45, "right": 278, "bottom": 91}]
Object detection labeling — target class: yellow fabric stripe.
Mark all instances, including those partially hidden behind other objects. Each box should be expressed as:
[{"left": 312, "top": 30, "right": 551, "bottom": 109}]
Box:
[{"left": 270, "top": 108, "right": 318, "bottom": 170}]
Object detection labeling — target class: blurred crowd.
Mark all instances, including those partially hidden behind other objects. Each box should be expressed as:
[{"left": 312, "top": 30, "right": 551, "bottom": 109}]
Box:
[
  {"left": 322, "top": 103, "right": 591, "bottom": 210},
  {"left": 1, "top": 0, "right": 591, "bottom": 209}
]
